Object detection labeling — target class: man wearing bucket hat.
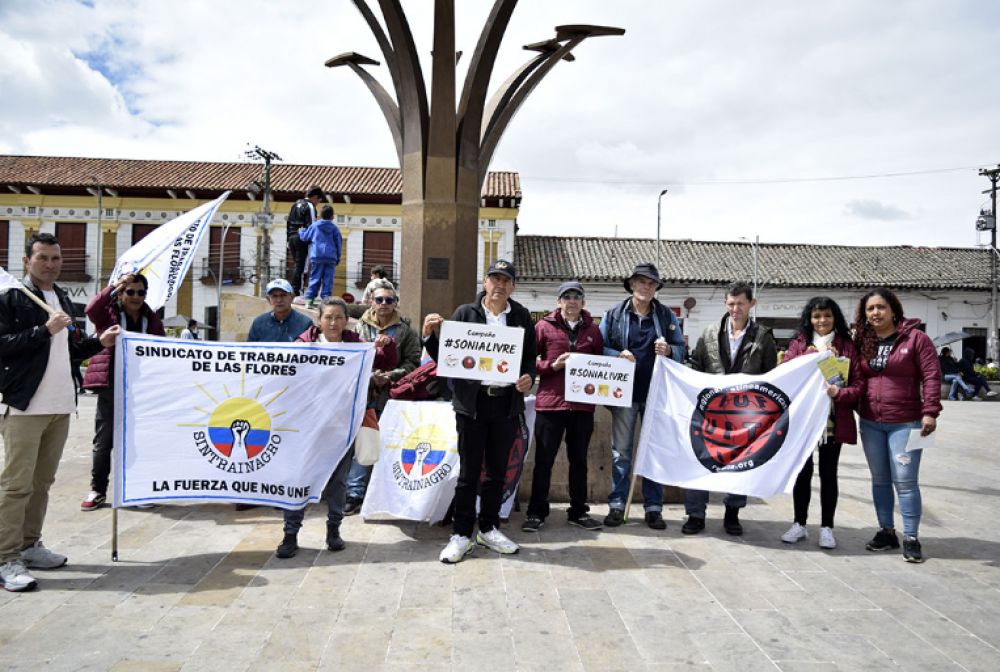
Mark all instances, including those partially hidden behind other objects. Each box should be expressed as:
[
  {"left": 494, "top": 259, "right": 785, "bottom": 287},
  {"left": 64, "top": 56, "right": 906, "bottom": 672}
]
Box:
[{"left": 600, "top": 263, "right": 686, "bottom": 529}]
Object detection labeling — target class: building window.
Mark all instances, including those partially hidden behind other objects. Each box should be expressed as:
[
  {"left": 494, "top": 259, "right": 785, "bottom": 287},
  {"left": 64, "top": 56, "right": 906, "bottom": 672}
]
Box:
[
  {"left": 132, "top": 224, "right": 158, "bottom": 245},
  {"left": 55, "top": 222, "right": 89, "bottom": 279},
  {"left": 358, "top": 231, "right": 394, "bottom": 287},
  {"left": 205, "top": 226, "right": 242, "bottom": 283}
]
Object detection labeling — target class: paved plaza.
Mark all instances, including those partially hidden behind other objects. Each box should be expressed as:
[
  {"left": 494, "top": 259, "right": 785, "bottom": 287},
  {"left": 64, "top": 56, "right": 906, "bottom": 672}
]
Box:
[{"left": 1, "top": 396, "right": 999, "bottom": 671}]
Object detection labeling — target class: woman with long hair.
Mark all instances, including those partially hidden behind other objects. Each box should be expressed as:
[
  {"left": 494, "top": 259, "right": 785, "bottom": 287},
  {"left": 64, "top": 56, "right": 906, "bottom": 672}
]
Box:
[
  {"left": 780, "top": 297, "right": 863, "bottom": 550},
  {"left": 853, "top": 287, "right": 941, "bottom": 563}
]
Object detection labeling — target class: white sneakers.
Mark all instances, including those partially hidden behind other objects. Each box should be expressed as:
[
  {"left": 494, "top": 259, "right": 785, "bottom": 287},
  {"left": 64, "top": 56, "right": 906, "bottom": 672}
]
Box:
[
  {"left": 21, "top": 541, "right": 68, "bottom": 569},
  {"left": 1, "top": 560, "right": 37, "bottom": 592},
  {"left": 988, "top": 390, "right": 998, "bottom": 397},
  {"left": 781, "top": 523, "right": 836, "bottom": 549},
  {"left": 781, "top": 522, "right": 808, "bottom": 543},
  {"left": 476, "top": 528, "right": 520, "bottom": 555},
  {"left": 439, "top": 535, "right": 475, "bottom": 564}
]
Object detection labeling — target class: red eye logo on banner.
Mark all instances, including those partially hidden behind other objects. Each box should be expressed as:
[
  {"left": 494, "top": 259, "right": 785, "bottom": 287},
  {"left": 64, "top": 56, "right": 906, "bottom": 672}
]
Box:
[{"left": 689, "top": 382, "right": 790, "bottom": 472}]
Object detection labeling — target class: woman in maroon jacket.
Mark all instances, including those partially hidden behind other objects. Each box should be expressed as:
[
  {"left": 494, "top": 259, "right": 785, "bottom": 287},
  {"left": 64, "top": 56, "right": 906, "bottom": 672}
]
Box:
[
  {"left": 275, "top": 297, "right": 397, "bottom": 559},
  {"left": 779, "top": 297, "right": 863, "bottom": 551},
  {"left": 853, "top": 287, "right": 941, "bottom": 563},
  {"left": 522, "top": 282, "right": 604, "bottom": 532},
  {"left": 80, "top": 273, "right": 165, "bottom": 511}
]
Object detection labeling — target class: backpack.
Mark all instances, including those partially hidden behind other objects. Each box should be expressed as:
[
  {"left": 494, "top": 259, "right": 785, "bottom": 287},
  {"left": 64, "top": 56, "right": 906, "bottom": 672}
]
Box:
[{"left": 389, "top": 361, "right": 442, "bottom": 401}]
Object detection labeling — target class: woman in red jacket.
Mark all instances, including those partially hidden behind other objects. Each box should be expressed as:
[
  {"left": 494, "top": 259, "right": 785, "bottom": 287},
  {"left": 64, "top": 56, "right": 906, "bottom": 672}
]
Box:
[
  {"left": 780, "top": 297, "right": 864, "bottom": 550},
  {"left": 80, "top": 273, "right": 165, "bottom": 511},
  {"left": 275, "top": 297, "right": 397, "bottom": 559},
  {"left": 853, "top": 287, "right": 941, "bottom": 563}
]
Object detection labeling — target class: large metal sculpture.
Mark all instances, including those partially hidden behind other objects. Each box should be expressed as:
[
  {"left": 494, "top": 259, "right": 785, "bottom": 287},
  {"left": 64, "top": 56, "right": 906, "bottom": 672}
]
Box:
[{"left": 328, "top": 0, "right": 623, "bottom": 320}]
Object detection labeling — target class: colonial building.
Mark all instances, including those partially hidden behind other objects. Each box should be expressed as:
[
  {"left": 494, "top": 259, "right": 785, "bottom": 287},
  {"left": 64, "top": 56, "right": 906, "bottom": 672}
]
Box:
[
  {"left": 513, "top": 236, "right": 997, "bottom": 359},
  {"left": 0, "top": 154, "right": 520, "bottom": 331}
]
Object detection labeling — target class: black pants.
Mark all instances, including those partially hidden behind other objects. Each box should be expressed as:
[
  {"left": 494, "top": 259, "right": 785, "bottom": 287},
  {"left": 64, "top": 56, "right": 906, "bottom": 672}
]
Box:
[
  {"left": 287, "top": 233, "right": 310, "bottom": 295},
  {"left": 453, "top": 391, "right": 519, "bottom": 538},
  {"left": 792, "top": 441, "right": 842, "bottom": 528},
  {"left": 91, "top": 386, "right": 115, "bottom": 493},
  {"left": 528, "top": 410, "right": 594, "bottom": 520}
]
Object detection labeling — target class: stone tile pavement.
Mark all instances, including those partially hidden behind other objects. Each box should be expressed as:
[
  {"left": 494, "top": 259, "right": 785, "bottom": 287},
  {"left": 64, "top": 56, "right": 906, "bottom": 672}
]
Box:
[{"left": 1, "top": 395, "right": 999, "bottom": 671}]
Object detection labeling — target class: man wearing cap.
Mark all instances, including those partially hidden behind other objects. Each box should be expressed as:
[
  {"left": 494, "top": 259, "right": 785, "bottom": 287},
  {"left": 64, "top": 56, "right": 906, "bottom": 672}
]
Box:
[
  {"left": 247, "top": 279, "right": 314, "bottom": 344},
  {"left": 600, "top": 263, "right": 686, "bottom": 529},
  {"left": 522, "top": 281, "right": 604, "bottom": 533},
  {"left": 423, "top": 260, "right": 537, "bottom": 563},
  {"left": 683, "top": 280, "right": 776, "bottom": 536}
]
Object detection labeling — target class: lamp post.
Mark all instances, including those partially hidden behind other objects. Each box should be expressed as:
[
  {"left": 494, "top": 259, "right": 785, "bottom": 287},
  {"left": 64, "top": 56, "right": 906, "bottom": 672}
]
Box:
[
  {"left": 739, "top": 235, "right": 760, "bottom": 319},
  {"left": 979, "top": 167, "right": 999, "bottom": 361},
  {"left": 90, "top": 175, "right": 102, "bottom": 296},
  {"left": 656, "top": 189, "right": 667, "bottom": 272},
  {"left": 216, "top": 221, "right": 234, "bottom": 338}
]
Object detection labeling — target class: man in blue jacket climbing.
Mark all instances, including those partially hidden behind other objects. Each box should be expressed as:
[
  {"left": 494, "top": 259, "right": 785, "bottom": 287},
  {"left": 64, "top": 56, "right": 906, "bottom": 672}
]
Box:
[{"left": 299, "top": 205, "right": 342, "bottom": 308}]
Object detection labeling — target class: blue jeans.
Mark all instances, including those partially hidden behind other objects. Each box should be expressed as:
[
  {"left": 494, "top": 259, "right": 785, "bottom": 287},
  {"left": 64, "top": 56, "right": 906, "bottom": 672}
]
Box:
[
  {"left": 283, "top": 448, "right": 353, "bottom": 534},
  {"left": 346, "top": 458, "right": 369, "bottom": 500},
  {"left": 943, "top": 373, "right": 971, "bottom": 397},
  {"left": 859, "top": 418, "right": 922, "bottom": 537},
  {"left": 607, "top": 402, "right": 663, "bottom": 512}
]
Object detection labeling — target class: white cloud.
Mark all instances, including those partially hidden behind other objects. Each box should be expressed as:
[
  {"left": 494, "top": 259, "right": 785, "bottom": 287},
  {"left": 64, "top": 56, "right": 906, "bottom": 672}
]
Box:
[{"left": 2, "top": 0, "right": 999, "bottom": 248}]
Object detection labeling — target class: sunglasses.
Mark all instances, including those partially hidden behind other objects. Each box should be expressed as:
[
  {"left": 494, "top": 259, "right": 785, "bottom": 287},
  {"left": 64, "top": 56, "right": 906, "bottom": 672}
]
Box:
[
  {"left": 560, "top": 293, "right": 583, "bottom": 300},
  {"left": 374, "top": 297, "right": 396, "bottom": 305},
  {"left": 124, "top": 289, "right": 146, "bottom": 297}
]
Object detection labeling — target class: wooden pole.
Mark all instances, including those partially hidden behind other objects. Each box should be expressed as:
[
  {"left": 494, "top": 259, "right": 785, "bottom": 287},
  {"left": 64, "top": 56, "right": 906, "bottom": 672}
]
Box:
[{"left": 111, "top": 508, "right": 118, "bottom": 562}]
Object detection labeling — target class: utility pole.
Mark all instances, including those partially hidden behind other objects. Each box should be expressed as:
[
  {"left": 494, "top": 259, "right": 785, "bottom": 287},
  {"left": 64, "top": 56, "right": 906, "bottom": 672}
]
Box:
[
  {"left": 89, "top": 175, "right": 102, "bottom": 296},
  {"left": 980, "top": 167, "right": 1000, "bottom": 361},
  {"left": 246, "top": 145, "right": 282, "bottom": 290}
]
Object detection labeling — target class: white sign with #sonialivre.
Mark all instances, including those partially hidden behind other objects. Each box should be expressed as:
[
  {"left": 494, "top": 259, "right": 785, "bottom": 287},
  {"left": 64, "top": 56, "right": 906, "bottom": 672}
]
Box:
[
  {"left": 438, "top": 321, "right": 523, "bottom": 384},
  {"left": 564, "top": 353, "right": 636, "bottom": 408}
]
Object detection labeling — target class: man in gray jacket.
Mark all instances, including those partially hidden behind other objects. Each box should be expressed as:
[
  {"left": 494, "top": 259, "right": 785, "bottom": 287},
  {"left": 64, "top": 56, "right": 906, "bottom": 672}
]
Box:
[{"left": 684, "top": 281, "right": 777, "bottom": 536}]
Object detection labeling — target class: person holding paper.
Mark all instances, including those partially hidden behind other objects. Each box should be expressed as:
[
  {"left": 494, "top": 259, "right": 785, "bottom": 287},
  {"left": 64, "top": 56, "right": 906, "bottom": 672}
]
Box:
[
  {"left": 523, "top": 281, "right": 604, "bottom": 533},
  {"left": 80, "top": 272, "right": 166, "bottom": 512},
  {"left": 684, "top": 281, "right": 776, "bottom": 536},
  {"left": 423, "top": 259, "right": 537, "bottom": 563},
  {"left": 779, "top": 297, "right": 863, "bottom": 550},
  {"left": 0, "top": 233, "right": 118, "bottom": 592},
  {"left": 600, "top": 263, "right": 686, "bottom": 530},
  {"left": 853, "top": 287, "right": 941, "bottom": 563}
]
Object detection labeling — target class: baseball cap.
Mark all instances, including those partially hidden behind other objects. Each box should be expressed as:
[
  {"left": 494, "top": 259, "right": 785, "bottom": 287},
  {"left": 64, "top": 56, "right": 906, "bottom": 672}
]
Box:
[
  {"left": 486, "top": 259, "right": 516, "bottom": 281},
  {"left": 266, "top": 279, "right": 293, "bottom": 294},
  {"left": 558, "top": 281, "right": 585, "bottom": 298}
]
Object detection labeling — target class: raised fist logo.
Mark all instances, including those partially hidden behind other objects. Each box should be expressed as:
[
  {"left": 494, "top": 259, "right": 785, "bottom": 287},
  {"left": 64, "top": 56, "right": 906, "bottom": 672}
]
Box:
[
  {"left": 411, "top": 441, "right": 432, "bottom": 476},
  {"left": 230, "top": 419, "right": 251, "bottom": 461}
]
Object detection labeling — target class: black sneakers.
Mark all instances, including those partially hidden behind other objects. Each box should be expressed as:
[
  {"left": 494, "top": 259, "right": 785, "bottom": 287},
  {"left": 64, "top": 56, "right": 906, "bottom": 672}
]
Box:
[
  {"left": 645, "top": 511, "right": 667, "bottom": 530},
  {"left": 903, "top": 536, "right": 924, "bottom": 563},
  {"left": 521, "top": 515, "right": 544, "bottom": 532},
  {"left": 866, "top": 528, "right": 900, "bottom": 551},
  {"left": 682, "top": 516, "right": 705, "bottom": 535},
  {"left": 276, "top": 533, "right": 298, "bottom": 559},
  {"left": 326, "top": 524, "right": 346, "bottom": 552},
  {"left": 568, "top": 514, "right": 602, "bottom": 531},
  {"left": 344, "top": 497, "right": 363, "bottom": 516},
  {"left": 604, "top": 509, "right": 625, "bottom": 527},
  {"left": 724, "top": 506, "right": 743, "bottom": 536}
]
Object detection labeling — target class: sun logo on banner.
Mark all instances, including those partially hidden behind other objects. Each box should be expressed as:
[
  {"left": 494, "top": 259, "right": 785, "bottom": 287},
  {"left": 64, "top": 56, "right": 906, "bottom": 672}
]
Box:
[
  {"left": 178, "top": 375, "right": 298, "bottom": 474},
  {"left": 386, "top": 405, "right": 459, "bottom": 490}
]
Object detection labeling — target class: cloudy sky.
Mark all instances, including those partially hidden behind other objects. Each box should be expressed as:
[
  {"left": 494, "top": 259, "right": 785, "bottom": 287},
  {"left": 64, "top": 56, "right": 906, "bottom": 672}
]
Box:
[{"left": 2, "top": 0, "right": 999, "bottom": 249}]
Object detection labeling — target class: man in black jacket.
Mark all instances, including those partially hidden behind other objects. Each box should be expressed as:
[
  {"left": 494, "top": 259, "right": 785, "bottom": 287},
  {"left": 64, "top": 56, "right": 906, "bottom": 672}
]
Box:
[
  {"left": 286, "top": 185, "right": 324, "bottom": 296},
  {"left": 0, "top": 233, "right": 116, "bottom": 592},
  {"left": 423, "top": 260, "right": 536, "bottom": 563}
]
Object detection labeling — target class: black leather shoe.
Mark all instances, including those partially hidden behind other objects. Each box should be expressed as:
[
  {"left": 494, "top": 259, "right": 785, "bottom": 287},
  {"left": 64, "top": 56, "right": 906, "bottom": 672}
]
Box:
[
  {"left": 724, "top": 506, "right": 743, "bottom": 536},
  {"left": 326, "top": 525, "right": 346, "bottom": 552},
  {"left": 682, "top": 516, "right": 705, "bottom": 535},
  {"left": 645, "top": 511, "right": 667, "bottom": 530},
  {"left": 276, "top": 533, "right": 298, "bottom": 558},
  {"left": 344, "top": 497, "right": 363, "bottom": 517},
  {"left": 604, "top": 509, "right": 625, "bottom": 527}
]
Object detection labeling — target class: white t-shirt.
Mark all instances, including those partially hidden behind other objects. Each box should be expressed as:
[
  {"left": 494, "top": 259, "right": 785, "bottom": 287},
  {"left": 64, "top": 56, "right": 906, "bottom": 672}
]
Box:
[{"left": 10, "top": 290, "right": 76, "bottom": 415}]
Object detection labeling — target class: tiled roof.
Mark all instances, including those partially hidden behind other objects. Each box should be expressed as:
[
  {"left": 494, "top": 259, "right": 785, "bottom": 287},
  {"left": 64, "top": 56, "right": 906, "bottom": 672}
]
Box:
[
  {"left": 515, "top": 235, "right": 994, "bottom": 291},
  {"left": 0, "top": 155, "right": 521, "bottom": 200}
]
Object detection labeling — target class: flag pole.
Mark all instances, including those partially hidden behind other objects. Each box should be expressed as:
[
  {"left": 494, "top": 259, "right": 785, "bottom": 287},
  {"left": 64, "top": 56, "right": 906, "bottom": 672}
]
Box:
[
  {"left": 623, "top": 440, "right": 642, "bottom": 523},
  {"left": 111, "top": 508, "right": 118, "bottom": 562}
]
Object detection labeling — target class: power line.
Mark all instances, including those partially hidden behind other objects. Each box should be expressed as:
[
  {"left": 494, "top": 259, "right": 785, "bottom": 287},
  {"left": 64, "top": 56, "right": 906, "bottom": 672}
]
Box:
[{"left": 521, "top": 164, "right": 991, "bottom": 187}]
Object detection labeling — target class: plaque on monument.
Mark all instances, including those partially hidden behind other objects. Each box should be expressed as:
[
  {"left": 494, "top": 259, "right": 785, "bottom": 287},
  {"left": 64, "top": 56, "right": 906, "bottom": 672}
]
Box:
[{"left": 427, "top": 257, "right": 450, "bottom": 280}]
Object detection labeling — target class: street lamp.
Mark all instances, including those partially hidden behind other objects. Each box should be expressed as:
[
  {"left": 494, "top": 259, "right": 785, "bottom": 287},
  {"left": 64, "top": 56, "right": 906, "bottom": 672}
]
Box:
[
  {"left": 90, "top": 175, "right": 102, "bottom": 296},
  {"left": 216, "top": 221, "right": 234, "bottom": 338},
  {"left": 978, "top": 166, "right": 999, "bottom": 361},
  {"left": 739, "top": 235, "right": 760, "bottom": 319},
  {"left": 656, "top": 189, "right": 668, "bottom": 272}
]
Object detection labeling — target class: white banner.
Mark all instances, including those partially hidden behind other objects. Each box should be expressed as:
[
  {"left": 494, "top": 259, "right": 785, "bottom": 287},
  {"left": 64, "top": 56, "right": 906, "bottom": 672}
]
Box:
[
  {"left": 565, "top": 353, "right": 635, "bottom": 408},
  {"left": 634, "top": 354, "right": 831, "bottom": 498},
  {"left": 362, "top": 397, "right": 536, "bottom": 524},
  {"left": 112, "top": 333, "right": 375, "bottom": 508},
  {"left": 437, "top": 321, "right": 522, "bottom": 384},
  {"left": 109, "top": 192, "right": 230, "bottom": 310}
]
